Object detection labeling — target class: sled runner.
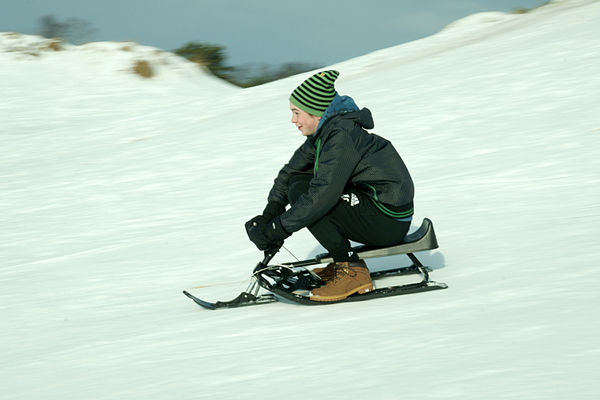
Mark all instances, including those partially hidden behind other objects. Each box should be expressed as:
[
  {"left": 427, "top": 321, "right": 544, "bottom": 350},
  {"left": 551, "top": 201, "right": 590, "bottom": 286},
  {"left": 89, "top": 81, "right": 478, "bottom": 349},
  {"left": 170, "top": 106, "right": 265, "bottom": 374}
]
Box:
[{"left": 183, "top": 218, "right": 447, "bottom": 310}]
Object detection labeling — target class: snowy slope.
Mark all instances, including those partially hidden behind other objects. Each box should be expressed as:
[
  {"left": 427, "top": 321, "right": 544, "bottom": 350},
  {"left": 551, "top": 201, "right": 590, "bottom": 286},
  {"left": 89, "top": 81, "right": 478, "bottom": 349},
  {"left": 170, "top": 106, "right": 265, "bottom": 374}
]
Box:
[{"left": 2, "top": 1, "right": 600, "bottom": 399}]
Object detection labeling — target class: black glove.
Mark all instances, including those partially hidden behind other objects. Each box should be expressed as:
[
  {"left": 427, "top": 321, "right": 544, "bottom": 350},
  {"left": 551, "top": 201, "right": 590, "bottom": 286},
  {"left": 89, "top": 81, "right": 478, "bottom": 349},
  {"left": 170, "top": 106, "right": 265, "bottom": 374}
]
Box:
[
  {"left": 261, "top": 201, "right": 286, "bottom": 221},
  {"left": 244, "top": 201, "right": 286, "bottom": 240},
  {"left": 244, "top": 201, "right": 286, "bottom": 232},
  {"left": 245, "top": 216, "right": 291, "bottom": 251},
  {"left": 244, "top": 214, "right": 268, "bottom": 232}
]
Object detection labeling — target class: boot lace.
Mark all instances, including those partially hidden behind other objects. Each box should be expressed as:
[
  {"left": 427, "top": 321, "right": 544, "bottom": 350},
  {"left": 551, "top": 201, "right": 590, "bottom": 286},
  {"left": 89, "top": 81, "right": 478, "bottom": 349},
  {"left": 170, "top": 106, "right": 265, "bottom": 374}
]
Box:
[{"left": 331, "top": 263, "right": 358, "bottom": 283}]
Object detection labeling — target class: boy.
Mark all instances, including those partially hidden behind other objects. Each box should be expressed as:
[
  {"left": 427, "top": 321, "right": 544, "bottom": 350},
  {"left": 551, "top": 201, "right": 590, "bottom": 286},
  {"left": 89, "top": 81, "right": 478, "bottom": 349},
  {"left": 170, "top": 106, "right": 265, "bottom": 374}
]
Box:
[{"left": 246, "top": 70, "right": 414, "bottom": 302}]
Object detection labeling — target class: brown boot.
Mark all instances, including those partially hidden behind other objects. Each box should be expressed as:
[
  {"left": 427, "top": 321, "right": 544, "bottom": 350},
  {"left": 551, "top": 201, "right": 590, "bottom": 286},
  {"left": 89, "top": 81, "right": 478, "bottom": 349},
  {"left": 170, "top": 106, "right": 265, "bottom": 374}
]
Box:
[
  {"left": 310, "top": 260, "right": 373, "bottom": 302},
  {"left": 311, "top": 262, "right": 336, "bottom": 281}
]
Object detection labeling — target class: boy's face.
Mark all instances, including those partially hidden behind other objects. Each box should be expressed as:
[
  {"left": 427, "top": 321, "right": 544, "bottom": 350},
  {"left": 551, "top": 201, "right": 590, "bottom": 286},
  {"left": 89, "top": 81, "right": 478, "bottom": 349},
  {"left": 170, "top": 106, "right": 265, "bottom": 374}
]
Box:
[{"left": 290, "top": 103, "right": 321, "bottom": 136}]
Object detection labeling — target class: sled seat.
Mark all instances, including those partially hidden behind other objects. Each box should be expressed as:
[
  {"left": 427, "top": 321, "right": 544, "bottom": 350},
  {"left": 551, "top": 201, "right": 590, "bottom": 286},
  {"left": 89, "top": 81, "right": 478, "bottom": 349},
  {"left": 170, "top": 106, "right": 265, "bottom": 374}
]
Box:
[{"left": 316, "top": 218, "right": 439, "bottom": 263}]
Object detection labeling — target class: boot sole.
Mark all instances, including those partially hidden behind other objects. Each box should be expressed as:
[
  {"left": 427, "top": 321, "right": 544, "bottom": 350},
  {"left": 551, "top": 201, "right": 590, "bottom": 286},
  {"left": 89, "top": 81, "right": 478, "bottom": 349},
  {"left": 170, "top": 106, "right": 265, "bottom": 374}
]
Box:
[{"left": 310, "top": 283, "right": 374, "bottom": 302}]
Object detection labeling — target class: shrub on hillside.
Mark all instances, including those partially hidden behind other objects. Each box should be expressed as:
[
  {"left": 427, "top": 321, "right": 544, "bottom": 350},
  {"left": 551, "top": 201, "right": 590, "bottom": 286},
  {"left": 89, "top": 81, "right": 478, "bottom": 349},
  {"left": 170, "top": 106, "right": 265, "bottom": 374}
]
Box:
[
  {"left": 511, "top": 1, "right": 551, "bottom": 14},
  {"left": 173, "top": 42, "right": 232, "bottom": 79},
  {"left": 45, "top": 39, "right": 63, "bottom": 51},
  {"left": 231, "top": 62, "right": 323, "bottom": 88},
  {"left": 173, "top": 41, "right": 321, "bottom": 87},
  {"left": 38, "top": 15, "right": 96, "bottom": 44},
  {"left": 133, "top": 60, "right": 154, "bottom": 78}
]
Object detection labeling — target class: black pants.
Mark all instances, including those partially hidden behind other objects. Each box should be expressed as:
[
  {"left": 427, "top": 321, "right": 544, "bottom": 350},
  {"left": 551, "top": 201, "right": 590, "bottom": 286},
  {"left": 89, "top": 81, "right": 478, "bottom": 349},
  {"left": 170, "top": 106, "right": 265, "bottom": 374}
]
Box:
[{"left": 288, "top": 175, "right": 410, "bottom": 262}]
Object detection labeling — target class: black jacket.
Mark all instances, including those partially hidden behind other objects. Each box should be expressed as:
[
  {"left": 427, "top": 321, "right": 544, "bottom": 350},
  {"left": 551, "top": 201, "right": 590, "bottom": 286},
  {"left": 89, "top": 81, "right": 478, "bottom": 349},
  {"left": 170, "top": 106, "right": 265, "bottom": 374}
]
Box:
[{"left": 268, "top": 107, "right": 414, "bottom": 233}]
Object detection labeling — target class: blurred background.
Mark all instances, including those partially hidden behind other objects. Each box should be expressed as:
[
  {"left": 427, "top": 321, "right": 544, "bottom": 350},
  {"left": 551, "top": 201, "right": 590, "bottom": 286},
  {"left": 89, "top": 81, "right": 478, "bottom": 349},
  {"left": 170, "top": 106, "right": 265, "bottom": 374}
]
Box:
[{"left": 1, "top": 0, "right": 548, "bottom": 86}]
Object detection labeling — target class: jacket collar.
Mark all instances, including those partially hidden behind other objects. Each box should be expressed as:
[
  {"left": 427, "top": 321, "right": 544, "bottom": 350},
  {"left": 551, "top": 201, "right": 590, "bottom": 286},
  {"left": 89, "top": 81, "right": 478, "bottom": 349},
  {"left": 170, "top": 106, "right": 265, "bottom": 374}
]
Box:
[{"left": 315, "top": 94, "right": 360, "bottom": 134}]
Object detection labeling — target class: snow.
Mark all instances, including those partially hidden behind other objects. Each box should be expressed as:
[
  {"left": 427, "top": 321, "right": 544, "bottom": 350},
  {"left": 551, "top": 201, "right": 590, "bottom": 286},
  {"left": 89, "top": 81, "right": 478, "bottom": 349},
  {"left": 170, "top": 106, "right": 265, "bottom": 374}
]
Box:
[{"left": 1, "top": 1, "right": 600, "bottom": 399}]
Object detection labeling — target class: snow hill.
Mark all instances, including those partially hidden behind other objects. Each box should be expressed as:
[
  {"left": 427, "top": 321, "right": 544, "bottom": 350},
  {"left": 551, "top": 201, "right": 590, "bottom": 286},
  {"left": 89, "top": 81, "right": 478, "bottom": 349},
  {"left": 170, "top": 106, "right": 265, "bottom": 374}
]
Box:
[{"left": 1, "top": 0, "right": 599, "bottom": 399}]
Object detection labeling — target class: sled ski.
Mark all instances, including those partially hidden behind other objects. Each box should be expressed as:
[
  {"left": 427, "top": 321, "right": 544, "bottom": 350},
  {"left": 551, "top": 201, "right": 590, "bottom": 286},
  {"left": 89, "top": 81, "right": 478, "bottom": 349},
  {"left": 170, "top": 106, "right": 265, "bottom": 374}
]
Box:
[
  {"left": 183, "top": 290, "right": 278, "bottom": 310},
  {"left": 184, "top": 218, "right": 447, "bottom": 310},
  {"left": 184, "top": 264, "right": 427, "bottom": 310}
]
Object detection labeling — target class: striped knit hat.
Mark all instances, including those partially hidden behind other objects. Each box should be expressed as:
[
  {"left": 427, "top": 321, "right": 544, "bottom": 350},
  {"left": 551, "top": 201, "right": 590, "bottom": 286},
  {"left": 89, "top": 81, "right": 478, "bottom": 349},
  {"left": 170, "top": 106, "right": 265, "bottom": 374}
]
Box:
[{"left": 289, "top": 70, "right": 340, "bottom": 117}]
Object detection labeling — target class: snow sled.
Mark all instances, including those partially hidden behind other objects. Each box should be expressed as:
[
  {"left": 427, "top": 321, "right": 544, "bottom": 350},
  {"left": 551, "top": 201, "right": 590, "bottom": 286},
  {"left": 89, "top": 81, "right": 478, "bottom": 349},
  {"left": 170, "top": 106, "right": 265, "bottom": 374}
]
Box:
[{"left": 183, "top": 218, "right": 447, "bottom": 310}]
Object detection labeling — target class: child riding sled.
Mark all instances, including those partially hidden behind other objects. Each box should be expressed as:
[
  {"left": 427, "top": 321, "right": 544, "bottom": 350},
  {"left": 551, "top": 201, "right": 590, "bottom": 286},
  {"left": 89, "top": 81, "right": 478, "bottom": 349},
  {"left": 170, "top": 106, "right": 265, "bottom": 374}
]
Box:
[{"left": 245, "top": 70, "right": 415, "bottom": 302}]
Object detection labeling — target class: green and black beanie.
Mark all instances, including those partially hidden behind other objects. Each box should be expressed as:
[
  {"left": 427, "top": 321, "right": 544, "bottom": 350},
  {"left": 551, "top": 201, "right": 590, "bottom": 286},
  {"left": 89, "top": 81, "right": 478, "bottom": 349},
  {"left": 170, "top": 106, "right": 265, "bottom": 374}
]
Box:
[{"left": 289, "top": 70, "right": 340, "bottom": 117}]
